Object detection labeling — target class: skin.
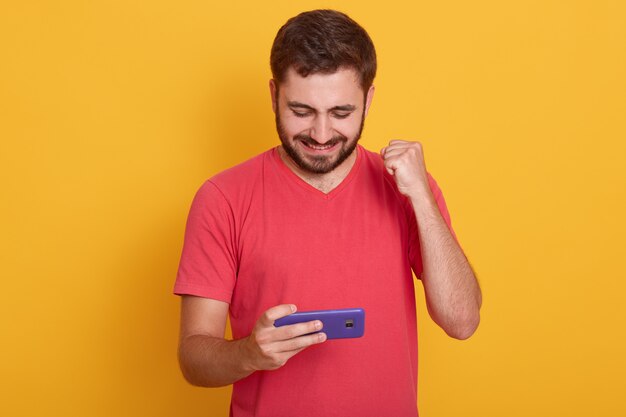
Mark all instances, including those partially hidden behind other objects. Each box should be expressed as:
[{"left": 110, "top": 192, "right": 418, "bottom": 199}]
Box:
[
  {"left": 270, "top": 67, "right": 375, "bottom": 193},
  {"left": 178, "top": 67, "right": 481, "bottom": 387},
  {"left": 380, "top": 140, "right": 482, "bottom": 339}
]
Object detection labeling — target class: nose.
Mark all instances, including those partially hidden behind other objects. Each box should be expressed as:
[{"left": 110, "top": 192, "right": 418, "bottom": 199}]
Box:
[{"left": 310, "top": 115, "right": 333, "bottom": 144}]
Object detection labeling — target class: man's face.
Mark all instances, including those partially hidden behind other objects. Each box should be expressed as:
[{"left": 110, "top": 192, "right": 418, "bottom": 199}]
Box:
[{"left": 271, "top": 67, "right": 374, "bottom": 174}]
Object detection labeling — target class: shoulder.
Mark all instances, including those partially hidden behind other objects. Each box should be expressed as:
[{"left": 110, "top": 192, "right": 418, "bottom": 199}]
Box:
[
  {"left": 357, "top": 145, "right": 388, "bottom": 180},
  {"left": 186, "top": 149, "right": 274, "bottom": 218},
  {"left": 357, "top": 145, "right": 384, "bottom": 169},
  {"left": 210, "top": 149, "right": 272, "bottom": 189},
  {"left": 194, "top": 148, "right": 275, "bottom": 204}
]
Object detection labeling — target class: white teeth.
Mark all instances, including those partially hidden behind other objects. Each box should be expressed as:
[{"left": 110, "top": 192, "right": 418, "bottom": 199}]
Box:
[{"left": 304, "top": 143, "right": 333, "bottom": 150}]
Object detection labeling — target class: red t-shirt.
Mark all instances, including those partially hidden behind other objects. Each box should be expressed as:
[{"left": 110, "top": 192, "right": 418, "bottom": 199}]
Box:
[{"left": 174, "top": 145, "right": 455, "bottom": 417}]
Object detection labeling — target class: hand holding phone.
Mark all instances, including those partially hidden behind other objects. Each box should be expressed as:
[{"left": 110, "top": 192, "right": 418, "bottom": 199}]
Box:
[
  {"left": 274, "top": 308, "right": 365, "bottom": 339},
  {"left": 241, "top": 304, "right": 326, "bottom": 371}
]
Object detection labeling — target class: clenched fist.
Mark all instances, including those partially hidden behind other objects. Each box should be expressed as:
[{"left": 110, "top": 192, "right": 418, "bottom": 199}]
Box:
[{"left": 380, "top": 140, "right": 432, "bottom": 202}]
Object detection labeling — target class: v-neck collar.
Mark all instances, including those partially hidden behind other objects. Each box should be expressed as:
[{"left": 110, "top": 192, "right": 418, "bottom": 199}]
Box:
[{"left": 271, "top": 145, "right": 363, "bottom": 201}]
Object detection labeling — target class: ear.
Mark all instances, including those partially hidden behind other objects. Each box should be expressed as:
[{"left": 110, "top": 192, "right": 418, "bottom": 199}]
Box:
[
  {"left": 364, "top": 85, "right": 375, "bottom": 117},
  {"left": 269, "top": 79, "right": 278, "bottom": 114}
]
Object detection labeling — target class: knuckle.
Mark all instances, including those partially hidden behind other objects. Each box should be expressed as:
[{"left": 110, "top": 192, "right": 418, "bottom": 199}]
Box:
[
  {"left": 290, "top": 339, "right": 305, "bottom": 351},
  {"left": 259, "top": 344, "right": 273, "bottom": 357},
  {"left": 281, "top": 337, "right": 298, "bottom": 351},
  {"left": 304, "top": 334, "right": 319, "bottom": 347},
  {"left": 291, "top": 323, "right": 306, "bottom": 338},
  {"left": 286, "top": 326, "right": 298, "bottom": 339},
  {"left": 254, "top": 330, "right": 270, "bottom": 344}
]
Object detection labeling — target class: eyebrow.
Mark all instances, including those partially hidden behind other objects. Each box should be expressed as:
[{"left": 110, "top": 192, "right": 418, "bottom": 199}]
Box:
[{"left": 287, "top": 101, "right": 357, "bottom": 112}]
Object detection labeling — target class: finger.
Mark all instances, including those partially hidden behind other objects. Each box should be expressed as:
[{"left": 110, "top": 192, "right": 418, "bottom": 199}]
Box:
[
  {"left": 385, "top": 146, "right": 425, "bottom": 164},
  {"left": 382, "top": 145, "right": 411, "bottom": 158},
  {"left": 384, "top": 162, "right": 395, "bottom": 176},
  {"left": 272, "top": 332, "right": 327, "bottom": 353},
  {"left": 383, "top": 153, "right": 407, "bottom": 169},
  {"left": 283, "top": 346, "right": 306, "bottom": 358},
  {"left": 380, "top": 147, "right": 408, "bottom": 159},
  {"left": 269, "top": 346, "right": 308, "bottom": 369},
  {"left": 273, "top": 319, "right": 323, "bottom": 341},
  {"left": 383, "top": 157, "right": 397, "bottom": 175},
  {"left": 385, "top": 154, "right": 411, "bottom": 176},
  {"left": 259, "top": 304, "right": 297, "bottom": 327},
  {"left": 386, "top": 141, "right": 423, "bottom": 153}
]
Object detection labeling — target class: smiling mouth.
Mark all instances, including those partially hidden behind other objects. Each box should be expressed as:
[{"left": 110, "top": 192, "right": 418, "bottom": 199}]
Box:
[{"left": 302, "top": 141, "right": 337, "bottom": 151}]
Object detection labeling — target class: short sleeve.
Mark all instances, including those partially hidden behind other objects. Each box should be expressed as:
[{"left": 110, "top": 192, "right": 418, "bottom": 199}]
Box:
[
  {"left": 409, "top": 173, "right": 457, "bottom": 278},
  {"left": 173, "top": 180, "right": 238, "bottom": 302}
]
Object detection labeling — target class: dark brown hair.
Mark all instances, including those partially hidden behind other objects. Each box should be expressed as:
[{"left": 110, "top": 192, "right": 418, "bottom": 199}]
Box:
[{"left": 270, "top": 9, "right": 377, "bottom": 92}]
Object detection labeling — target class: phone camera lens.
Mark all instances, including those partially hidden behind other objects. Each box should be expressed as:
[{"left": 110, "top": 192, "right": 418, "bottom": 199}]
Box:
[{"left": 345, "top": 319, "right": 354, "bottom": 328}]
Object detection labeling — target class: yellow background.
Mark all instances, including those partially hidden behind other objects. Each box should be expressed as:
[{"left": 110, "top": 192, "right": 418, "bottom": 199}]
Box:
[{"left": 1, "top": 1, "right": 625, "bottom": 415}]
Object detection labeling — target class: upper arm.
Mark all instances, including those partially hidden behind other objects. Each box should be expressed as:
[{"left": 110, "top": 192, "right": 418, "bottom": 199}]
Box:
[
  {"left": 173, "top": 180, "right": 237, "bottom": 303},
  {"left": 179, "top": 295, "right": 229, "bottom": 341}
]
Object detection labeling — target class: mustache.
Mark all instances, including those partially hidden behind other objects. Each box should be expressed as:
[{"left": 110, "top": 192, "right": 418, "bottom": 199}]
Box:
[{"left": 294, "top": 134, "right": 348, "bottom": 147}]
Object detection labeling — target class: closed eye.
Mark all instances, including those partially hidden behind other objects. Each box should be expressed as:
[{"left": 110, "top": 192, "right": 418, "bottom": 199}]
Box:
[
  {"left": 292, "top": 110, "right": 311, "bottom": 118},
  {"left": 333, "top": 112, "right": 352, "bottom": 119}
]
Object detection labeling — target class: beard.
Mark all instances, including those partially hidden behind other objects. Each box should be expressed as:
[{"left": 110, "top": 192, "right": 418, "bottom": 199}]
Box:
[{"left": 275, "top": 108, "right": 366, "bottom": 175}]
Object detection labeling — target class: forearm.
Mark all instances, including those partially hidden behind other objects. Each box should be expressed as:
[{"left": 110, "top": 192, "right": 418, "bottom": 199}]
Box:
[
  {"left": 178, "top": 334, "right": 253, "bottom": 387},
  {"left": 412, "top": 194, "right": 482, "bottom": 340},
  {"left": 379, "top": 140, "right": 481, "bottom": 338}
]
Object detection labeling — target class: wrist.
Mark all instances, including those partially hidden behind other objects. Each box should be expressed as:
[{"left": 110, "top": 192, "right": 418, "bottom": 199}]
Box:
[
  {"left": 236, "top": 336, "right": 257, "bottom": 373},
  {"left": 407, "top": 185, "right": 436, "bottom": 210}
]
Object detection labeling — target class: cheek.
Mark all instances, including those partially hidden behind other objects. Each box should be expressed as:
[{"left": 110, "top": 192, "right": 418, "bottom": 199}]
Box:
[
  {"left": 280, "top": 113, "right": 310, "bottom": 134},
  {"left": 335, "top": 118, "right": 362, "bottom": 138}
]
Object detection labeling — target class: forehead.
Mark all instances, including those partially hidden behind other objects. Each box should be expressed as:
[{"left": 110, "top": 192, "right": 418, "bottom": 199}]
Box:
[{"left": 278, "top": 67, "right": 364, "bottom": 108}]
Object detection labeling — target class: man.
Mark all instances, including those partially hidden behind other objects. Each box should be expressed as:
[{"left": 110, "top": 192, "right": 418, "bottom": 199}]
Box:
[{"left": 174, "top": 9, "right": 481, "bottom": 417}]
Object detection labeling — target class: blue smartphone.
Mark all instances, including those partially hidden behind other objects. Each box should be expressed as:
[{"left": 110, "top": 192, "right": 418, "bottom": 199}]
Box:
[{"left": 274, "top": 307, "right": 365, "bottom": 339}]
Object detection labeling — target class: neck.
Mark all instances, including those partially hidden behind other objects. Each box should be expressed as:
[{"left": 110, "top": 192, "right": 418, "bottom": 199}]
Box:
[{"left": 277, "top": 146, "right": 358, "bottom": 194}]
